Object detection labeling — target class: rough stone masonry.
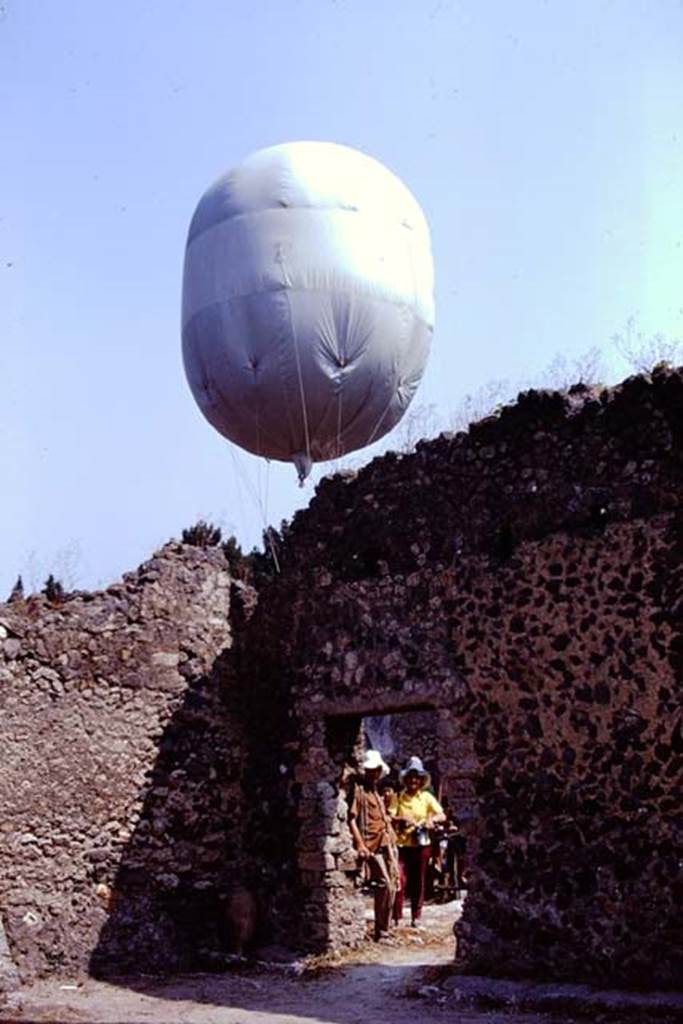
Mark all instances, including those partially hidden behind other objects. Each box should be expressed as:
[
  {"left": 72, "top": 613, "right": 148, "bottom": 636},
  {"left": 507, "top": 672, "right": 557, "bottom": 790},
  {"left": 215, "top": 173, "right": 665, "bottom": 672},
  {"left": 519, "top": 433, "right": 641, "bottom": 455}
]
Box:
[
  {"left": 0, "top": 546, "right": 249, "bottom": 978},
  {"left": 0, "top": 366, "right": 681, "bottom": 991}
]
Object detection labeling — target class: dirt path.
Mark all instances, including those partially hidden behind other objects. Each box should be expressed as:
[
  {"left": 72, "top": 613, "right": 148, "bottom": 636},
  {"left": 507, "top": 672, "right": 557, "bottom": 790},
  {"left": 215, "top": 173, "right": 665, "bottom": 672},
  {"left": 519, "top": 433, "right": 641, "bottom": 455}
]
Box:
[
  {"left": 3, "top": 960, "right": 559, "bottom": 1024},
  {"left": 2, "top": 902, "right": 666, "bottom": 1024}
]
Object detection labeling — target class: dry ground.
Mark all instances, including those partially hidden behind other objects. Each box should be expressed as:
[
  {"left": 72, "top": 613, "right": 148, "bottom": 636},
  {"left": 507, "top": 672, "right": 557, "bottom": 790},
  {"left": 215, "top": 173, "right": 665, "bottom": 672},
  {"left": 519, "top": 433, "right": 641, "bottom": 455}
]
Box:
[{"left": 2, "top": 900, "right": 679, "bottom": 1024}]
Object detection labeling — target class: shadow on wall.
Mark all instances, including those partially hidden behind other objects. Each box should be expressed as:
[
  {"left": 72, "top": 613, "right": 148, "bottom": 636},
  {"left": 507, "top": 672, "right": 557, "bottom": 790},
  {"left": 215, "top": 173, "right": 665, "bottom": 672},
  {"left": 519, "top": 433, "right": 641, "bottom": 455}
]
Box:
[{"left": 89, "top": 648, "right": 251, "bottom": 975}]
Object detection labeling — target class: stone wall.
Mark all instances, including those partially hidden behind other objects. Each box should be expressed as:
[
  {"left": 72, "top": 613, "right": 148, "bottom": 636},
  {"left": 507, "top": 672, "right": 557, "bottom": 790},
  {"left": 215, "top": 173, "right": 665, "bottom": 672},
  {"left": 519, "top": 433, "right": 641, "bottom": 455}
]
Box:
[
  {"left": 0, "top": 367, "right": 680, "bottom": 990},
  {"left": 0, "top": 544, "right": 250, "bottom": 982},
  {"left": 279, "top": 369, "right": 681, "bottom": 580},
  {"left": 243, "top": 367, "right": 682, "bottom": 986}
]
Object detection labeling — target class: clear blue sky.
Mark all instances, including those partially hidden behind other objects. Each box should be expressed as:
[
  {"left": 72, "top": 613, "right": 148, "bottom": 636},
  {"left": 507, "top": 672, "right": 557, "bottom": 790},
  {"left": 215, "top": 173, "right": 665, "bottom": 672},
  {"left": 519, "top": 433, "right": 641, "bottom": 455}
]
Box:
[{"left": 2, "top": 0, "right": 682, "bottom": 595}]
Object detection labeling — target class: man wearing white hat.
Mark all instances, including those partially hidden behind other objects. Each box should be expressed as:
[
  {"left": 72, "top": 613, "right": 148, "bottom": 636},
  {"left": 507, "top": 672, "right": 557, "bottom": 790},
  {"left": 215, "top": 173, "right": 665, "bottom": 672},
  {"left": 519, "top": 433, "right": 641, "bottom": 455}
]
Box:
[{"left": 348, "top": 749, "right": 399, "bottom": 941}]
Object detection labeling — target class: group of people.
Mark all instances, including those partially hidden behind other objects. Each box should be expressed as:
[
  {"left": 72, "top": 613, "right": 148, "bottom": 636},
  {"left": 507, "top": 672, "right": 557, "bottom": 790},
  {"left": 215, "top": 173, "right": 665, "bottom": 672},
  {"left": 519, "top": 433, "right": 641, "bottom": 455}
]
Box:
[{"left": 348, "top": 748, "right": 452, "bottom": 941}]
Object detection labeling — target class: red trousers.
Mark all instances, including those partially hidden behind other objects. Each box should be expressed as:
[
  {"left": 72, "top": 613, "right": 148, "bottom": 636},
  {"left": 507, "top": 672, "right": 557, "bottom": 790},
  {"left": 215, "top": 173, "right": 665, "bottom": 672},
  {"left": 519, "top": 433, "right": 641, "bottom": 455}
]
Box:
[{"left": 393, "top": 845, "right": 431, "bottom": 923}]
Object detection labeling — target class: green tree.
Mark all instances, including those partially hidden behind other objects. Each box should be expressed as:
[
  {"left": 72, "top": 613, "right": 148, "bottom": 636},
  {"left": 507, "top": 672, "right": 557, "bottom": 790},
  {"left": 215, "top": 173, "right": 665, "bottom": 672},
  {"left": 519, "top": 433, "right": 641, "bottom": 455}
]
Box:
[
  {"left": 42, "top": 575, "right": 65, "bottom": 603},
  {"left": 181, "top": 520, "right": 222, "bottom": 547}
]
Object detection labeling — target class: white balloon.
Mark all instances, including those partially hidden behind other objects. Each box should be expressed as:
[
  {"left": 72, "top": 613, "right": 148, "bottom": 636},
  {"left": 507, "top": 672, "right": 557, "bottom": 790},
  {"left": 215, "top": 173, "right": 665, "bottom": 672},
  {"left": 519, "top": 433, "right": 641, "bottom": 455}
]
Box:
[{"left": 182, "top": 141, "right": 435, "bottom": 481}]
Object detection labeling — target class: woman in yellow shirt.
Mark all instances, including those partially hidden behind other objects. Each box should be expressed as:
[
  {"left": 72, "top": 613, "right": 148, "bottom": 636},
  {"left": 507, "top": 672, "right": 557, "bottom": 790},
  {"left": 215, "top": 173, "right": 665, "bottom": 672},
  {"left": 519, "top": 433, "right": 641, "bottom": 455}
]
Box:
[{"left": 391, "top": 756, "right": 445, "bottom": 928}]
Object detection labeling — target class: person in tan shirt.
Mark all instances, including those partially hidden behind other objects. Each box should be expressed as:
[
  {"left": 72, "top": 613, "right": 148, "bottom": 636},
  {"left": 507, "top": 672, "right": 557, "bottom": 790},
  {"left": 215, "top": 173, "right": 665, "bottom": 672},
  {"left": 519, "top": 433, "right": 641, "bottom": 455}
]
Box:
[{"left": 348, "top": 749, "right": 398, "bottom": 941}]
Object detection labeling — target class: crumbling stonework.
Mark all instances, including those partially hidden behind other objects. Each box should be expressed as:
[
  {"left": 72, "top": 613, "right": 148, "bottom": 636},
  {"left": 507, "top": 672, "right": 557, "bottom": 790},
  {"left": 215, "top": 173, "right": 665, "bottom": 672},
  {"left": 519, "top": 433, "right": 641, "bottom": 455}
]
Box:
[
  {"left": 0, "top": 545, "right": 249, "bottom": 981},
  {"left": 243, "top": 367, "right": 682, "bottom": 986},
  {"left": 0, "top": 367, "right": 681, "bottom": 991}
]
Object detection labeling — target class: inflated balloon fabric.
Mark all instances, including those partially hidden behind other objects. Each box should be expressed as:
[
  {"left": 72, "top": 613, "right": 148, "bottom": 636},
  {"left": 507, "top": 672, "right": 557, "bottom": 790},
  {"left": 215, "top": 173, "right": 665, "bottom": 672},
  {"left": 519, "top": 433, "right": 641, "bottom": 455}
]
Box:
[{"left": 182, "top": 141, "right": 434, "bottom": 478}]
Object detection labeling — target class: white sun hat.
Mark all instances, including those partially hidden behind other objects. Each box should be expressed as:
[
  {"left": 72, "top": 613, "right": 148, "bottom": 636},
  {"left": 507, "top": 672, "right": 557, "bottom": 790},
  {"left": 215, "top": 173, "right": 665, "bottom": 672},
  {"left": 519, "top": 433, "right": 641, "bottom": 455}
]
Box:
[
  {"left": 361, "top": 749, "right": 390, "bottom": 776},
  {"left": 399, "top": 755, "right": 431, "bottom": 788}
]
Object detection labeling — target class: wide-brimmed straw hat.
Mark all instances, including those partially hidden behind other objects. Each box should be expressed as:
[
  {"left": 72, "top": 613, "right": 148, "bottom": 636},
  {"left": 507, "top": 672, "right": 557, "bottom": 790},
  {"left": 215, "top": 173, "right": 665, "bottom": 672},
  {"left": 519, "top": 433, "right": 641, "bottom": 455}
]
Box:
[
  {"left": 361, "top": 749, "right": 389, "bottom": 777},
  {"left": 399, "top": 755, "right": 431, "bottom": 789}
]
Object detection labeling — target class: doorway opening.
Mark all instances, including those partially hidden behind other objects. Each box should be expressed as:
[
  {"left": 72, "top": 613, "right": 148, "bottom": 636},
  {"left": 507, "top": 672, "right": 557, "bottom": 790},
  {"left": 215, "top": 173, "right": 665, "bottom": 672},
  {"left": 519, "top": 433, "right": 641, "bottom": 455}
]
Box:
[
  {"left": 309, "top": 705, "right": 469, "bottom": 953},
  {"left": 362, "top": 709, "right": 469, "bottom": 907}
]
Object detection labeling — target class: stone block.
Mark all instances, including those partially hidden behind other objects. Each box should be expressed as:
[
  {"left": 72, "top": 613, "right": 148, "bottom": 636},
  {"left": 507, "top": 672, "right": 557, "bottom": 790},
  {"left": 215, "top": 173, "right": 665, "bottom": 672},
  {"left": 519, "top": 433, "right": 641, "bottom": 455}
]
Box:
[{"left": 297, "top": 851, "right": 336, "bottom": 872}]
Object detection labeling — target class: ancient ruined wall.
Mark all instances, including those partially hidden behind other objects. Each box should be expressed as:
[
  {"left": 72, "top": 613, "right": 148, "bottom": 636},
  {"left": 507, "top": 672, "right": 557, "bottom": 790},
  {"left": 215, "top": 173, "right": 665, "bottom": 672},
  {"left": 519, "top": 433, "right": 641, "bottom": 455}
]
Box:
[
  {"left": 244, "top": 367, "right": 682, "bottom": 986},
  {"left": 0, "top": 368, "right": 680, "bottom": 988},
  {"left": 279, "top": 370, "right": 681, "bottom": 581},
  {"left": 0, "top": 544, "right": 249, "bottom": 982},
  {"left": 446, "top": 514, "right": 680, "bottom": 984}
]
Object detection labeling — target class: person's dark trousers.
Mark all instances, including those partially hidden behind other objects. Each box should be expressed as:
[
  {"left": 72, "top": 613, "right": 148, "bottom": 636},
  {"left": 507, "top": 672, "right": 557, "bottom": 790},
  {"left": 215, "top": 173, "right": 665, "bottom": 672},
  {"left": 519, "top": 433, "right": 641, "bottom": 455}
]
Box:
[{"left": 393, "top": 846, "right": 431, "bottom": 923}]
